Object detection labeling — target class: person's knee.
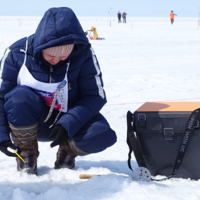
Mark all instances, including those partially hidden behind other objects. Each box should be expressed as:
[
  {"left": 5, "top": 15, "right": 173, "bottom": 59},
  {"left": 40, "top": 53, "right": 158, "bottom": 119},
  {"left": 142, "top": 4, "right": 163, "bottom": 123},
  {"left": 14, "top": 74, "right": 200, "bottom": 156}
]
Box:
[
  {"left": 75, "top": 125, "right": 117, "bottom": 154},
  {"left": 4, "top": 86, "right": 44, "bottom": 125},
  {"left": 102, "top": 126, "right": 117, "bottom": 147},
  {"left": 4, "top": 86, "right": 41, "bottom": 112},
  {"left": 89, "top": 126, "right": 117, "bottom": 153}
]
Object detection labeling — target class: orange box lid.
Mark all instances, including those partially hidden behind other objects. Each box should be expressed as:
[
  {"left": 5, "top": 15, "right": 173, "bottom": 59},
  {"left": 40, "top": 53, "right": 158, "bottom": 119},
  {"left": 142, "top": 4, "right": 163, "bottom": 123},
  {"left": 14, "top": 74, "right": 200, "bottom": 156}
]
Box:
[{"left": 136, "top": 102, "right": 200, "bottom": 112}]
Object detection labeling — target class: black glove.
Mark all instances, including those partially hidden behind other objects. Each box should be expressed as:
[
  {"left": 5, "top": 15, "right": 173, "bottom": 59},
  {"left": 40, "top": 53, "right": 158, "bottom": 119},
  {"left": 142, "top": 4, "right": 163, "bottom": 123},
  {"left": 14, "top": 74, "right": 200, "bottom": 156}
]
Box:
[
  {"left": 49, "top": 125, "right": 69, "bottom": 148},
  {"left": 0, "top": 141, "right": 18, "bottom": 157}
]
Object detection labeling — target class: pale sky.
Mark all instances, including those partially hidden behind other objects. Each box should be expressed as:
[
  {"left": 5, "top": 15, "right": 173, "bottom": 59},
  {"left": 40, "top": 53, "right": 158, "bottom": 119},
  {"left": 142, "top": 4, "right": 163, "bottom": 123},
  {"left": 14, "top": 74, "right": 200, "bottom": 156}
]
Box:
[{"left": 0, "top": 0, "right": 199, "bottom": 17}]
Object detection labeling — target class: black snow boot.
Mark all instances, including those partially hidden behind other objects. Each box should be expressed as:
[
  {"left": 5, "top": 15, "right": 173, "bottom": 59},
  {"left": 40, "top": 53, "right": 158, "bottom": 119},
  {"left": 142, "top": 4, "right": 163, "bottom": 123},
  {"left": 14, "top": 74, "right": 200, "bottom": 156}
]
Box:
[{"left": 55, "top": 139, "right": 87, "bottom": 169}]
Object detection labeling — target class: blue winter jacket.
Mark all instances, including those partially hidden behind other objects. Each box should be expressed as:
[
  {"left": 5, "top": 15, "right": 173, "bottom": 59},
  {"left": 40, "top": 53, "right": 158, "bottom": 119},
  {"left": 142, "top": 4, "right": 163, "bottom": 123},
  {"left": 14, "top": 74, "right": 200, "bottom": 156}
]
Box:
[{"left": 0, "top": 7, "right": 106, "bottom": 143}]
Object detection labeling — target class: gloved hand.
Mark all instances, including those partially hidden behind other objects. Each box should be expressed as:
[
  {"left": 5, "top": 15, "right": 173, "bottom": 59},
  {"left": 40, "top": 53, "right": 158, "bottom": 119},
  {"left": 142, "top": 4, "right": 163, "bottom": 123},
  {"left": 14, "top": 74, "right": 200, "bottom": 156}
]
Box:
[
  {"left": 49, "top": 125, "right": 69, "bottom": 148},
  {"left": 0, "top": 141, "right": 18, "bottom": 157}
]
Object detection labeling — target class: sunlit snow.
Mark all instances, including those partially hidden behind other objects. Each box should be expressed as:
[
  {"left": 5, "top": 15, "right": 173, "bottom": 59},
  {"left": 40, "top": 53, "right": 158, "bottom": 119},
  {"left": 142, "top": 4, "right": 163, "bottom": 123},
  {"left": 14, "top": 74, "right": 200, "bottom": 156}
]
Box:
[{"left": 0, "top": 16, "right": 200, "bottom": 200}]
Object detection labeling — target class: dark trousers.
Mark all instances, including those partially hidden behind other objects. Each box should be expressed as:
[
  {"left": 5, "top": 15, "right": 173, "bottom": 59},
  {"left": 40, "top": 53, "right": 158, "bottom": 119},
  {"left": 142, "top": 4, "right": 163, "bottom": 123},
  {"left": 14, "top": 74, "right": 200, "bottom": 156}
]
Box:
[
  {"left": 4, "top": 86, "right": 117, "bottom": 153},
  {"left": 123, "top": 18, "right": 126, "bottom": 23},
  {"left": 171, "top": 19, "right": 174, "bottom": 24}
]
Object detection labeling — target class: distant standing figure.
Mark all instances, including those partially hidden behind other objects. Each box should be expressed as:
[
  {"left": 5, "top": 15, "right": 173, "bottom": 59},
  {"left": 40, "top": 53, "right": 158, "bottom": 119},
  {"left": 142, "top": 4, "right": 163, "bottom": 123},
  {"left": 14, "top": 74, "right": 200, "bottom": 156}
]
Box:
[
  {"left": 122, "top": 11, "right": 127, "bottom": 23},
  {"left": 170, "top": 10, "right": 177, "bottom": 24},
  {"left": 117, "top": 11, "right": 121, "bottom": 23}
]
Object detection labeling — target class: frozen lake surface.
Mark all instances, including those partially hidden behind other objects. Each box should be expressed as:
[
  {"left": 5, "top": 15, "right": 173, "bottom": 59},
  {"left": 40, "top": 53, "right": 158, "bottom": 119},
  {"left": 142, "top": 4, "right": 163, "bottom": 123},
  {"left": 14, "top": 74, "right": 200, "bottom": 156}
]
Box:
[{"left": 0, "top": 16, "right": 200, "bottom": 200}]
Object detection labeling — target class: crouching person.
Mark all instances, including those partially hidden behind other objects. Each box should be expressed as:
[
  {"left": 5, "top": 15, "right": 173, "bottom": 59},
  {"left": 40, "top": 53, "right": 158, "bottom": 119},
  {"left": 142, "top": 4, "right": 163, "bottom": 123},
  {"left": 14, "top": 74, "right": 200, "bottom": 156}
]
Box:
[{"left": 0, "top": 7, "right": 117, "bottom": 175}]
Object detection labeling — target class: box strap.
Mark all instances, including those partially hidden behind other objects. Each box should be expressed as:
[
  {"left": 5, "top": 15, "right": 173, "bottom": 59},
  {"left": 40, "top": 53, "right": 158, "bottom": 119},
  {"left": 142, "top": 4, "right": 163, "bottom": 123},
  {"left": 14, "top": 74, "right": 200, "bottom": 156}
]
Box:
[
  {"left": 152, "top": 108, "right": 200, "bottom": 181},
  {"left": 126, "top": 111, "right": 146, "bottom": 170},
  {"left": 171, "top": 108, "right": 200, "bottom": 176}
]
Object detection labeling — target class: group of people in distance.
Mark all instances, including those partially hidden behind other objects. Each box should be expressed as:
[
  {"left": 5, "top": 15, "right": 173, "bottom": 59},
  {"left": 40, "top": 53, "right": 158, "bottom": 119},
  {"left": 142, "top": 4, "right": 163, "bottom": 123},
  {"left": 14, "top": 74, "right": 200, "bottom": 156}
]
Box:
[
  {"left": 117, "top": 10, "right": 177, "bottom": 25},
  {"left": 117, "top": 11, "right": 127, "bottom": 23}
]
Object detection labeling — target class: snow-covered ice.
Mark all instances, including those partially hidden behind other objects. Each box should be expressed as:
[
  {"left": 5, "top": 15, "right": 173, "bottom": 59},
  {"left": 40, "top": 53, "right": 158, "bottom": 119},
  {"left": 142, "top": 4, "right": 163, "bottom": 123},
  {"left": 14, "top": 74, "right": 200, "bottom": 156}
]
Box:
[{"left": 0, "top": 16, "right": 200, "bottom": 200}]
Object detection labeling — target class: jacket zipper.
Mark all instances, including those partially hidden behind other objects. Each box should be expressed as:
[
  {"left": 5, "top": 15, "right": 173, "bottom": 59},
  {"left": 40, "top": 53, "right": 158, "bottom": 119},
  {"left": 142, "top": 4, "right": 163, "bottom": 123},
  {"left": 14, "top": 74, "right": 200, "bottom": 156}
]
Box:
[{"left": 50, "top": 66, "right": 53, "bottom": 83}]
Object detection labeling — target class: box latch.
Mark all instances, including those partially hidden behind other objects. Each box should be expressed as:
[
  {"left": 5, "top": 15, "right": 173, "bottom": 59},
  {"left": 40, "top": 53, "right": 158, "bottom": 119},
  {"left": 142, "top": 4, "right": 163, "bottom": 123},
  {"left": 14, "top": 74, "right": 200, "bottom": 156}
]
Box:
[
  {"left": 164, "top": 128, "right": 174, "bottom": 140},
  {"left": 138, "top": 113, "right": 146, "bottom": 128}
]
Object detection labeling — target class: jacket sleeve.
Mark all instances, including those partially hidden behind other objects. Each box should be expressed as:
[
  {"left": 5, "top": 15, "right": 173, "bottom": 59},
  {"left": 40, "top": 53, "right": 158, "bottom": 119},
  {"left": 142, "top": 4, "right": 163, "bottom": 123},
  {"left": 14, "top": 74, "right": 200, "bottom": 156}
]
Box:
[
  {"left": 0, "top": 49, "right": 19, "bottom": 143},
  {"left": 56, "top": 47, "right": 107, "bottom": 138}
]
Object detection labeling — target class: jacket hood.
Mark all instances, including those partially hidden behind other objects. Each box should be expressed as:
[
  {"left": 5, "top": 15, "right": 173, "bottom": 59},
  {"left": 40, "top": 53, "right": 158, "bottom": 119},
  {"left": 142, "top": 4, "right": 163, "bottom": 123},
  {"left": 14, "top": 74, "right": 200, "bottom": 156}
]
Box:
[{"left": 33, "top": 7, "right": 88, "bottom": 57}]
